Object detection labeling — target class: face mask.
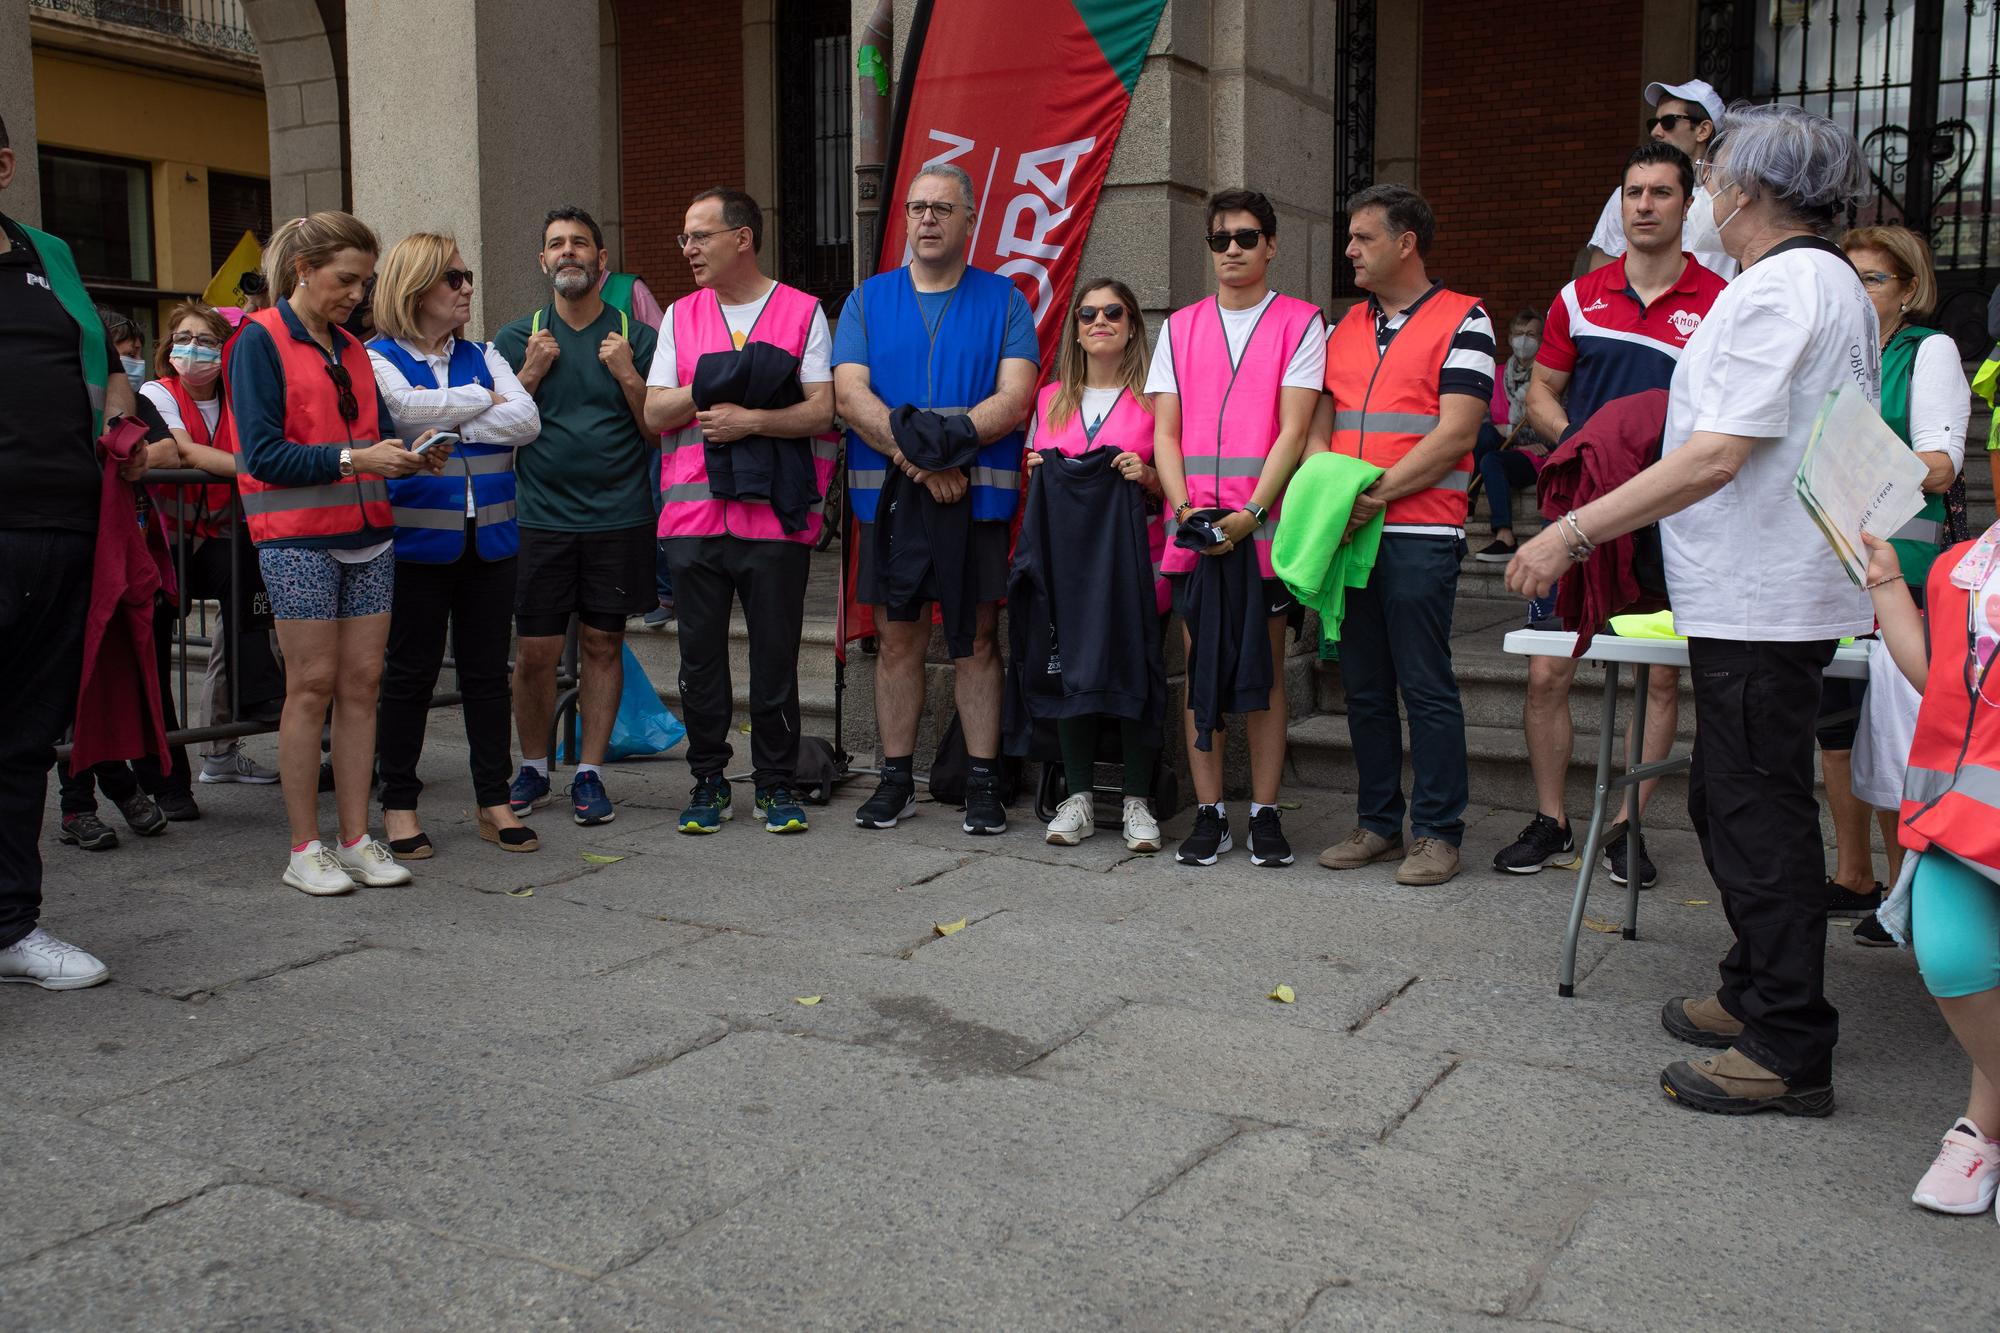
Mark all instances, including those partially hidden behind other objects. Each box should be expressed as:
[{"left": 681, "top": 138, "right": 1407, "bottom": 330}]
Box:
[
  {"left": 1510, "top": 334, "right": 1539, "bottom": 361},
  {"left": 1684, "top": 182, "right": 1740, "bottom": 255},
  {"left": 121, "top": 356, "right": 146, "bottom": 390},
  {"left": 169, "top": 344, "right": 222, "bottom": 387}
]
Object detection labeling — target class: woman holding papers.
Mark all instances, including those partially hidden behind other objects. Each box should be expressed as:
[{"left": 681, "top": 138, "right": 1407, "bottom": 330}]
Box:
[{"left": 1507, "top": 104, "right": 1878, "bottom": 1118}]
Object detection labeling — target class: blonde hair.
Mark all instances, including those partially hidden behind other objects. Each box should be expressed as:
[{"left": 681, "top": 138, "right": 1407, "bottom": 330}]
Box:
[
  {"left": 152, "top": 301, "right": 232, "bottom": 379},
  {"left": 264, "top": 211, "right": 380, "bottom": 299},
  {"left": 1841, "top": 224, "right": 1938, "bottom": 318},
  {"left": 1047, "top": 277, "right": 1149, "bottom": 431},
  {"left": 372, "top": 231, "right": 461, "bottom": 341}
]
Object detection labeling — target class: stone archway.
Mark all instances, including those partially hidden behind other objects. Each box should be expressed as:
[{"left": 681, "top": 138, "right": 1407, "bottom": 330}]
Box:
[{"left": 240, "top": 0, "right": 349, "bottom": 219}]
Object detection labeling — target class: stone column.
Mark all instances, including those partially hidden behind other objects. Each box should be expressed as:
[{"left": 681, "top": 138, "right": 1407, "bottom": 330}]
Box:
[
  {"left": 346, "top": 0, "right": 602, "bottom": 339},
  {"left": 1, "top": 0, "right": 41, "bottom": 227}
]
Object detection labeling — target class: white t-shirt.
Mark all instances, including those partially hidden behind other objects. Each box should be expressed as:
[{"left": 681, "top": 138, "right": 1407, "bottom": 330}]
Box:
[
  {"left": 1659, "top": 243, "right": 1878, "bottom": 640},
  {"left": 1079, "top": 385, "right": 1121, "bottom": 436},
  {"left": 1144, "top": 291, "right": 1326, "bottom": 395},
  {"left": 1590, "top": 184, "right": 1740, "bottom": 282},
  {"left": 140, "top": 380, "right": 221, "bottom": 437},
  {"left": 1909, "top": 333, "right": 1972, "bottom": 472},
  {"left": 644, "top": 281, "right": 834, "bottom": 389}
]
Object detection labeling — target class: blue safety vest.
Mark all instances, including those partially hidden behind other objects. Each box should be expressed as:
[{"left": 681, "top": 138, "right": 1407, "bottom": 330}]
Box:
[
  {"left": 843, "top": 266, "right": 1024, "bottom": 523},
  {"left": 367, "top": 336, "right": 518, "bottom": 563}
]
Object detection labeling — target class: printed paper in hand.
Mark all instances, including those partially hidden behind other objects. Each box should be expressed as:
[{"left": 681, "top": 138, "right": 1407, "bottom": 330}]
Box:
[{"left": 1795, "top": 385, "right": 1930, "bottom": 586}]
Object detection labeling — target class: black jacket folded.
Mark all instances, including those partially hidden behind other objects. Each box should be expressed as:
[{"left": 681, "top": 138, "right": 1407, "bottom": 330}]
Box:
[
  {"left": 1183, "top": 541, "right": 1273, "bottom": 750},
  {"left": 872, "top": 406, "right": 984, "bottom": 656},
  {"left": 690, "top": 342, "right": 817, "bottom": 533}
]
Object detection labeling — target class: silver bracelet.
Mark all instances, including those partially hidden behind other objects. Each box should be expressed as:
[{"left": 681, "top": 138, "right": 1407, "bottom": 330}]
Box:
[{"left": 1560, "top": 511, "right": 1595, "bottom": 562}]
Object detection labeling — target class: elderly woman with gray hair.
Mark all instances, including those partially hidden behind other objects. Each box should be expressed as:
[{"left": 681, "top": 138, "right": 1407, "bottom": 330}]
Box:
[{"left": 1509, "top": 102, "right": 1877, "bottom": 1118}]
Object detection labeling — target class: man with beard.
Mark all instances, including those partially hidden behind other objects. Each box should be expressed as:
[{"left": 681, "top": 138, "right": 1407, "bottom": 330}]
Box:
[{"left": 494, "top": 207, "right": 659, "bottom": 827}]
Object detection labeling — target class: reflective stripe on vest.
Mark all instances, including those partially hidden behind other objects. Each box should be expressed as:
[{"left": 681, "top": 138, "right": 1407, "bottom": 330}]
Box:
[
  {"left": 1159, "top": 293, "right": 1322, "bottom": 578},
  {"left": 658, "top": 282, "right": 834, "bottom": 544},
  {"left": 1895, "top": 516, "right": 1944, "bottom": 544},
  {"left": 1324, "top": 287, "right": 1482, "bottom": 530},
  {"left": 392, "top": 500, "right": 518, "bottom": 530},
  {"left": 366, "top": 335, "right": 518, "bottom": 564},
  {"left": 234, "top": 309, "right": 394, "bottom": 545},
  {"left": 1899, "top": 555, "right": 2000, "bottom": 868},
  {"left": 1032, "top": 382, "right": 1169, "bottom": 614}
]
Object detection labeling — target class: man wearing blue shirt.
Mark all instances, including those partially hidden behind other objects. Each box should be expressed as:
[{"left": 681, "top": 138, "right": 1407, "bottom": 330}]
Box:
[{"left": 832, "top": 164, "right": 1037, "bottom": 836}]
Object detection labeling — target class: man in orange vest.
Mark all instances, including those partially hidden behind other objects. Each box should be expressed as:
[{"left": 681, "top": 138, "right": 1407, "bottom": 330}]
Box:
[{"left": 1309, "top": 184, "right": 1494, "bottom": 888}]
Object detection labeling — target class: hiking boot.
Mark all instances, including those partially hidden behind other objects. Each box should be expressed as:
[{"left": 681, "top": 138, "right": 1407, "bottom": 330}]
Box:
[
  {"left": 1660, "top": 1047, "right": 1835, "bottom": 1117},
  {"left": 1247, "top": 807, "right": 1295, "bottom": 867},
  {"left": 755, "top": 785, "right": 809, "bottom": 835},
  {"left": 1493, "top": 813, "right": 1575, "bottom": 874},
  {"left": 509, "top": 765, "right": 553, "bottom": 816},
  {"left": 1912, "top": 1119, "right": 2000, "bottom": 1215},
  {"left": 113, "top": 791, "right": 167, "bottom": 837},
  {"left": 1396, "top": 837, "right": 1461, "bottom": 886},
  {"left": 1318, "top": 827, "right": 1402, "bottom": 870},
  {"left": 961, "top": 775, "right": 1007, "bottom": 836},
  {"left": 1853, "top": 914, "right": 1896, "bottom": 946},
  {"left": 154, "top": 791, "right": 201, "bottom": 822},
  {"left": 1121, "top": 797, "right": 1161, "bottom": 853},
  {"left": 1824, "top": 879, "right": 1885, "bottom": 918},
  {"left": 58, "top": 812, "right": 118, "bottom": 851},
  {"left": 0, "top": 927, "right": 110, "bottom": 990},
  {"left": 855, "top": 776, "right": 917, "bottom": 829},
  {"left": 1175, "top": 804, "right": 1231, "bottom": 866},
  {"left": 678, "top": 774, "right": 733, "bottom": 834},
  {"left": 1045, "top": 792, "right": 1095, "bottom": 846},
  {"left": 1661, "top": 994, "right": 1744, "bottom": 1049}
]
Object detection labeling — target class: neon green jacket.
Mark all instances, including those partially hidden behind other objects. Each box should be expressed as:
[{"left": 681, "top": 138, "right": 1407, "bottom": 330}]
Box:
[
  {"left": 1974, "top": 354, "right": 1999, "bottom": 453},
  {"left": 1272, "top": 452, "right": 1386, "bottom": 643}
]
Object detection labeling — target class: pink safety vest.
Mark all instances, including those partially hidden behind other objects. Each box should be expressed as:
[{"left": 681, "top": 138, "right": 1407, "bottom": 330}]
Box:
[
  {"left": 658, "top": 282, "right": 839, "bottom": 544},
  {"left": 1160, "top": 294, "right": 1321, "bottom": 577},
  {"left": 1031, "top": 381, "right": 1169, "bottom": 615}
]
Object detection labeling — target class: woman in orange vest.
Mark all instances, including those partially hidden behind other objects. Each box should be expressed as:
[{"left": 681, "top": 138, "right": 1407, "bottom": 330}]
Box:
[
  {"left": 1863, "top": 528, "right": 2000, "bottom": 1218},
  {"left": 228, "top": 212, "right": 447, "bottom": 898}
]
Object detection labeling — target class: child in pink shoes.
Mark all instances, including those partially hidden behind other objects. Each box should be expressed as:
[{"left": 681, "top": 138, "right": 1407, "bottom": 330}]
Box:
[{"left": 1912, "top": 1118, "right": 2000, "bottom": 1218}]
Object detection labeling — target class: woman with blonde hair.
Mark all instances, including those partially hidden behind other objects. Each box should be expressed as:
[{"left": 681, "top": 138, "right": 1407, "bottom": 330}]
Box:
[
  {"left": 367, "top": 232, "right": 542, "bottom": 856},
  {"left": 1018, "top": 277, "right": 1167, "bottom": 852},
  {"left": 229, "top": 211, "right": 449, "bottom": 895}
]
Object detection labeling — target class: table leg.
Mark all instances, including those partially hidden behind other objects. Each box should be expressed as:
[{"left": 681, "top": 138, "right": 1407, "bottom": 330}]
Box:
[
  {"left": 1559, "top": 662, "right": 1623, "bottom": 997},
  {"left": 1623, "top": 664, "right": 1649, "bottom": 941}
]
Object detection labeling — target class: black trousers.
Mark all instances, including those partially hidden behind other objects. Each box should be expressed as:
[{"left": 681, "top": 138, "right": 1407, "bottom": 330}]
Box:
[
  {"left": 59, "top": 599, "right": 191, "bottom": 812},
  {"left": 377, "top": 539, "right": 519, "bottom": 811},
  {"left": 663, "top": 535, "right": 811, "bottom": 787},
  {"left": 0, "top": 529, "right": 95, "bottom": 949},
  {"left": 1687, "top": 636, "right": 1839, "bottom": 1083}
]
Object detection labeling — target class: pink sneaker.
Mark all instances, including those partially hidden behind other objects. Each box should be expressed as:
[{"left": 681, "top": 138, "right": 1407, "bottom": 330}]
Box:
[{"left": 1911, "top": 1120, "right": 2000, "bottom": 1216}]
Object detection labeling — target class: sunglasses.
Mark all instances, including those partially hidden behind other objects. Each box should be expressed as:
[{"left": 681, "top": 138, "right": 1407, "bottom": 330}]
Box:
[
  {"left": 1647, "top": 113, "right": 1702, "bottom": 133},
  {"left": 1076, "top": 303, "right": 1126, "bottom": 324},
  {"left": 441, "top": 268, "right": 475, "bottom": 291},
  {"left": 905, "top": 201, "right": 958, "bottom": 220},
  {"left": 322, "top": 362, "right": 359, "bottom": 425},
  {"left": 1204, "top": 228, "right": 1266, "bottom": 253}
]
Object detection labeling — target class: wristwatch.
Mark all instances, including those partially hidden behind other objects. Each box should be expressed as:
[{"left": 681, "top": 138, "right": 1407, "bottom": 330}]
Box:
[
  {"left": 338, "top": 447, "right": 354, "bottom": 477},
  {"left": 1243, "top": 501, "right": 1270, "bottom": 528}
]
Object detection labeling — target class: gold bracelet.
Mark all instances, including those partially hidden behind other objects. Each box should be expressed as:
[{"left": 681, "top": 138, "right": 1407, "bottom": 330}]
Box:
[{"left": 1864, "top": 575, "right": 1902, "bottom": 591}]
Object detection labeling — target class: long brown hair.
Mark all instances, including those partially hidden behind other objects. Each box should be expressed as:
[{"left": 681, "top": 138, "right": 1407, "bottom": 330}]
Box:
[{"left": 1047, "top": 277, "right": 1149, "bottom": 431}]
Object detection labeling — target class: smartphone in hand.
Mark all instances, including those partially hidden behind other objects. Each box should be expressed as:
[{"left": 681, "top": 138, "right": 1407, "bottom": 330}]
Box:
[{"left": 411, "top": 430, "right": 460, "bottom": 457}]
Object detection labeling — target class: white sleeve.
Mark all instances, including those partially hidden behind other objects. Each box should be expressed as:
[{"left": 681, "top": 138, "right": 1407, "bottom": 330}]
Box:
[
  {"left": 644, "top": 317, "right": 681, "bottom": 390},
  {"left": 799, "top": 306, "right": 834, "bottom": 384},
  {"left": 1143, "top": 331, "right": 1177, "bottom": 396},
  {"left": 1281, "top": 314, "right": 1328, "bottom": 390},
  {"left": 459, "top": 344, "right": 543, "bottom": 448},
  {"left": 367, "top": 347, "right": 496, "bottom": 429},
  {"left": 1910, "top": 333, "right": 1972, "bottom": 473},
  {"left": 139, "top": 380, "right": 185, "bottom": 433},
  {"left": 1589, "top": 187, "right": 1626, "bottom": 257}
]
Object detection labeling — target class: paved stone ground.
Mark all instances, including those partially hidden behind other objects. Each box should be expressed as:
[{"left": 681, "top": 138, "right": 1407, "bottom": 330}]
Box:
[{"left": 5, "top": 717, "right": 1997, "bottom": 1331}]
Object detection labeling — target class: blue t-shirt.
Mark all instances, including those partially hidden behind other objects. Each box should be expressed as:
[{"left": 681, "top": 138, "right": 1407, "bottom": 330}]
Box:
[{"left": 832, "top": 276, "right": 1038, "bottom": 368}]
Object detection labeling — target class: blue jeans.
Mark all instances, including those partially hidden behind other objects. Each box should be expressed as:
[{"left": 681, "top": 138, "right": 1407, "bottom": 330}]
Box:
[
  {"left": 1471, "top": 423, "right": 1538, "bottom": 536},
  {"left": 1339, "top": 534, "right": 1468, "bottom": 845}
]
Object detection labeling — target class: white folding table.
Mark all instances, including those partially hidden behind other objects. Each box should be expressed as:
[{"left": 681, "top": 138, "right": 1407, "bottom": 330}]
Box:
[{"left": 1501, "top": 629, "right": 1870, "bottom": 996}]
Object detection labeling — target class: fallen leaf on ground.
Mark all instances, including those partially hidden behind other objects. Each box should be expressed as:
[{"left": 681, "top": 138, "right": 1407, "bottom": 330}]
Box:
[
  {"left": 794, "top": 996, "right": 822, "bottom": 1006},
  {"left": 1582, "top": 916, "right": 1621, "bottom": 934},
  {"left": 1681, "top": 899, "right": 1711, "bottom": 907},
  {"left": 582, "top": 852, "right": 624, "bottom": 864},
  {"left": 1269, "top": 984, "right": 1295, "bottom": 1004},
  {"left": 934, "top": 918, "right": 967, "bottom": 937},
  {"left": 506, "top": 887, "right": 534, "bottom": 898}
]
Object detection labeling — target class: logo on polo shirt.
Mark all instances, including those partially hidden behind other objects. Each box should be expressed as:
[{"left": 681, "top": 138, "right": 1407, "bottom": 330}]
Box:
[
  {"left": 1669, "top": 309, "right": 1702, "bottom": 338},
  {"left": 1581, "top": 297, "right": 1609, "bottom": 313}
]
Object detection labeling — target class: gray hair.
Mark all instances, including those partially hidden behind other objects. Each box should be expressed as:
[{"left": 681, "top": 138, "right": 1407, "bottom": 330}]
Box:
[
  {"left": 1707, "top": 101, "right": 1867, "bottom": 232},
  {"left": 910, "top": 162, "right": 977, "bottom": 212}
]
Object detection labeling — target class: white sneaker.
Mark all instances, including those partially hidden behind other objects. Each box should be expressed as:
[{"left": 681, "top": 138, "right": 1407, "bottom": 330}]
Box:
[
  {"left": 0, "top": 927, "right": 111, "bottom": 990},
  {"left": 200, "top": 751, "right": 280, "bottom": 784},
  {"left": 1045, "top": 792, "right": 1095, "bottom": 846},
  {"left": 283, "top": 845, "right": 356, "bottom": 896},
  {"left": 333, "top": 837, "right": 413, "bottom": 887},
  {"left": 1122, "top": 797, "right": 1162, "bottom": 853}
]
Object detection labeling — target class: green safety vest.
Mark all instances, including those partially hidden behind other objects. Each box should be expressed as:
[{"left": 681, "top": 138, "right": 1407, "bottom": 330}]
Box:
[
  {"left": 1881, "top": 324, "right": 1947, "bottom": 588},
  {"left": 14, "top": 219, "right": 109, "bottom": 436},
  {"left": 600, "top": 272, "right": 638, "bottom": 320}
]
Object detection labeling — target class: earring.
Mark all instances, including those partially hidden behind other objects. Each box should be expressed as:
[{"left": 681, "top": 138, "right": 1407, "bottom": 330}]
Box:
[{"left": 1899, "top": 302, "right": 1908, "bottom": 313}]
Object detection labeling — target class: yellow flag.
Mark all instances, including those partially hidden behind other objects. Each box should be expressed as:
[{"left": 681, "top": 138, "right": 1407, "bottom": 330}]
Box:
[{"left": 201, "top": 230, "right": 264, "bottom": 307}]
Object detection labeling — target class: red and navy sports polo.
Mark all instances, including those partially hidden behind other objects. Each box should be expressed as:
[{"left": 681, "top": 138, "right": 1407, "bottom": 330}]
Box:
[{"left": 1536, "top": 254, "right": 1727, "bottom": 430}]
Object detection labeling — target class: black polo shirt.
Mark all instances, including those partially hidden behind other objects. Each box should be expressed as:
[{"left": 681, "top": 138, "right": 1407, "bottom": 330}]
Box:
[{"left": 0, "top": 213, "right": 100, "bottom": 532}]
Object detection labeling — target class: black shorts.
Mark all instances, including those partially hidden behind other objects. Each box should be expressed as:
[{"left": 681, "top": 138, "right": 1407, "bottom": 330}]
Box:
[
  {"left": 856, "top": 519, "right": 1011, "bottom": 620},
  {"left": 1816, "top": 674, "right": 1866, "bottom": 751},
  {"left": 515, "top": 523, "right": 656, "bottom": 636},
  {"left": 1167, "top": 573, "right": 1301, "bottom": 625}
]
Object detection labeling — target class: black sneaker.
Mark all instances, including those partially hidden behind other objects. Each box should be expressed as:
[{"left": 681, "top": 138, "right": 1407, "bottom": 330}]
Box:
[
  {"left": 1824, "top": 879, "right": 1885, "bottom": 918},
  {"left": 113, "top": 791, "right": 167, "bottom": 837},
  {"left": 1473, "top": 537, "right": 1518, "bottom": 564},
  {"left": 855, "top": 776, "right": 917, "bottom": 829},
  {"left": 1852, "top": 914, "right": 1895, "bottom": 947},
  {"left": 154, "top": 791, "right": 201, "bottom": 822},
  {"left": 1492, "top": 813, "right": 1574, "bottom": 874},
  {"left": 1247, "top": 807, "right": 1294, "bottom": 866},
  {"left": 1605, "top": 833, "right": 1658, "bottom": 889},
  {"left": 1175, "top": 805, "right": 1232, "bottom": 866},
  {"left": 961, "top": 776, "right": 1007, "bottom": 835},
  {"left": 58, "top": 811, "right": 119, "bottom": 851}
]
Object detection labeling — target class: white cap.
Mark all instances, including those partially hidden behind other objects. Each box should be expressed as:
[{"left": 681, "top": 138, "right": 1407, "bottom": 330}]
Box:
[{"left": 1644, "top": 79, "right": 1726, "bottom": 130}]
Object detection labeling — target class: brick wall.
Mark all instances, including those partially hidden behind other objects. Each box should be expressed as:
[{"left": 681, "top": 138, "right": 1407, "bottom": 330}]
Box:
[
  {"left": 1417, "top": 0, "right": 1642, "bottom": 327},
  {"left": 614, "top": 0, "right": 746, "bottom": 306}
]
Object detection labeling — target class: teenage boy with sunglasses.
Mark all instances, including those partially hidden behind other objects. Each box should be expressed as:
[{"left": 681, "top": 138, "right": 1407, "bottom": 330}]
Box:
[
  {"left": 1587, "top": 79, "right": 1737, "bottom": 281},
  {"left": 1149, "top": 188, "right": 1325, "bottom": 867}
]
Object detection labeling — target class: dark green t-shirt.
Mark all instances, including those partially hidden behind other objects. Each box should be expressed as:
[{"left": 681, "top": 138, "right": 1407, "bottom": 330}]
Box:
[{"left": 493, "top": 303, "right": 658, "bottom": 533}]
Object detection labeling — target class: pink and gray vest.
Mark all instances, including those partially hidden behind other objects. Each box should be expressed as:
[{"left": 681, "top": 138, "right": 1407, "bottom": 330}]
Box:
[
  {"left": 658, "top": 282, "right": 838, "bottom": 544},
  {"left": 1032, "top": 381, "right": 1169, "bottom": 615},
  {"left": 1160, "top": 294, "right": 1322, "bottom": 577}
]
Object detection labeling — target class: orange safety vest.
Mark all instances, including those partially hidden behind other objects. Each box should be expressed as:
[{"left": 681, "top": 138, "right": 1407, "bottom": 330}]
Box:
[
  {"left": 229, "top": 308, "right": 393, "bottom": 545},
  {"left": 1323, "top": 286, "right": 1481, "bottom": 529},
  {"left": 1900, "top": 543, "right": 2000, "bottom": 871}
]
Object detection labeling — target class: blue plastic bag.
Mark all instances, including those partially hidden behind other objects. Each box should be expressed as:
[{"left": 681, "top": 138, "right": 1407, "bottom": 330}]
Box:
[{"left": 558, "top": 642, "right": 686, "bottom": 761}]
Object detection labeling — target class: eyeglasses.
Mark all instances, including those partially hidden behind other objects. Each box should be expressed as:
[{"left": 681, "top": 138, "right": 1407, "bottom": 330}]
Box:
[
  {"left": 322, "top": 362, "right": 359, "bottom": 425},
  {"left": 1858, "top": 270, "right": 1906, "bottom": 289},
  {"left": 170, "top": 332, "right": 224, "bottom": 350},
  {"left": 675, "top": 226, "right": 747, "bottom": 248},
  {"left": 1076, "top": 304, "right": 1126, "bottom": 324},
  {"left": 441, "top": 268, "right": 475, "bottom": 291},
  {"left": 905, "top": 201, "right": 958, "bottom": 220},
  {"left": 1204, "top": 228, "right": 1266, "bottom": 253},
  {"left": 1646, "top": 113, "right": 1702, "bottom": 133}
]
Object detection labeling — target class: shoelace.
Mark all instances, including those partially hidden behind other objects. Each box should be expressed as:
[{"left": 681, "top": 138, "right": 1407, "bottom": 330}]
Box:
[
  {"left": 310, "top": 848, "right": 345, "bottom": 875},
  {"left": 1934, "top": 1131, "right": 1989, "bottom": 1179},
  {"left": 17, "top": 929, "right": 80, "bottom": 961},
  {"left": 764, "top": 787, "right": 795, "bottom": 809},
  {"left": 1408, "top": 837, "right": 1438, "bottom": 857}
]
